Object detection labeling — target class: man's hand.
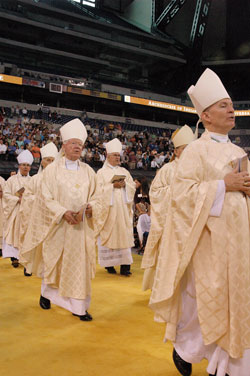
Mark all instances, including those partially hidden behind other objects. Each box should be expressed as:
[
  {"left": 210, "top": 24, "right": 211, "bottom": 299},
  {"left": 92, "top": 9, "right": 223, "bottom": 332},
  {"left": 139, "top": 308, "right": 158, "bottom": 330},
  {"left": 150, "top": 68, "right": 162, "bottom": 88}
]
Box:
[
  {"left": 63, "top": 210, "right": 79, "bottom": 225},
  {"left": 17, "top": 194, "right": 23, "bottom": 203},
  {"left": 73, "top": 208, "right": 83, "bottom": 223},
  {"left": 224, "top": 168, "right": 250, "bottom": 193},
  {"left": 73, "top": 204, "right": 93, "bottom": 222},
  {"left": 85, "top": 204, "right": 92, "bottom": 218},
  {"left": 113, "top": 179, "right": 125, "bottom": 189}
]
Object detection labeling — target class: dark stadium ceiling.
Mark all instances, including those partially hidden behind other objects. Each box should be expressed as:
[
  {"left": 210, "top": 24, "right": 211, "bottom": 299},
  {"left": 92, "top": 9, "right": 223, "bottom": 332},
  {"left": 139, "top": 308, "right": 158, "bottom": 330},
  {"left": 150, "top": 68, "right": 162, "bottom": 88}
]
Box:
[{"left": 0, "top": 0, "right": 250, "bottom": 100}]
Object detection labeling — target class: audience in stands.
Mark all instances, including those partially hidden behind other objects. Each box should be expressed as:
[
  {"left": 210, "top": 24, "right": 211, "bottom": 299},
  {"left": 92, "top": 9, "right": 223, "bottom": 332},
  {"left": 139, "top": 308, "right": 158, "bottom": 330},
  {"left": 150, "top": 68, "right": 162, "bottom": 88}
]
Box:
[
  {"left": 0, "top": 104, "right": 175, "bottom": 169},
  {"left": 4, "top": 103, "right": 249, "bottom": 168}
]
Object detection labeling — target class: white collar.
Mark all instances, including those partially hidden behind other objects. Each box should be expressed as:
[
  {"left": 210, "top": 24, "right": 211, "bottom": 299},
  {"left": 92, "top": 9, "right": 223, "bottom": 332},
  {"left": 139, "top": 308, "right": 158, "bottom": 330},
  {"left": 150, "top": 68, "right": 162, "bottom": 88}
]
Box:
[
  {"left": 65, "top": 158, "right": 79, "bottom": 170},
  {"left": 209, "top": 132, "right": 229, "bottom": 144},
  {"left": 17, "top": 170, "right": 29, "bottom": 177},
  {"left": 107, "top": 162, "right": 118, "bottom": 169}
]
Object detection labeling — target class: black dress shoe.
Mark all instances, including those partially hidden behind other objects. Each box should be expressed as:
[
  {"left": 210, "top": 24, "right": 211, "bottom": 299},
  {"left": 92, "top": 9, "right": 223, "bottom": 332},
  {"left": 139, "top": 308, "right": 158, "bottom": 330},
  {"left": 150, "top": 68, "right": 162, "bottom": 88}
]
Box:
[
  {"left": 105, "top": 266, "right": 117, "bottom": 274},
  {"left": 39, "top": 295, "right": 51, "bottom": 310},
  {"left": 173, "top": 348, "right": 192, "bottom": 376},
  {"left": 0, "top": 249, "right": 2, "bottom": 257},
  {"left": 24, "top": 268, "right": 32, "bottom": 277},
  {"left": 72, "top": 311, "right": 93, "bottom": 321},
  {"left": 120, "top": 264, "right": 132, "bottom": 276},
  {"left": 11, "top": 257, "right": 19, "bottom": 268}
]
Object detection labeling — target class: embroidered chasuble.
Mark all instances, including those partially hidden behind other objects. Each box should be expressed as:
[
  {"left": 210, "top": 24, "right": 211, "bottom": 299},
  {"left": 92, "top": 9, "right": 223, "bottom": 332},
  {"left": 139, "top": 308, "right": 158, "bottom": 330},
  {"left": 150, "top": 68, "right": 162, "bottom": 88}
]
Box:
[
  {"left": 0, "top": 176, "right": 6, "bottom": 248},
  {"left": 149, "top": 130, "right": 250, "bottom": 359},
  {"left": 93, "top": 163, "right": 135, "bottom": 250},
  {"left": 19, "top": 172, "right": 43, "bottom": 275},
  {"left": 141, "top": 159, "right": 178, "bottom": 290},
  {"left": 2, "top": 173, "right": 31, "bottom": 249},
  {"left": 21, "top": 157, "right": 96, "bottom": 299}
]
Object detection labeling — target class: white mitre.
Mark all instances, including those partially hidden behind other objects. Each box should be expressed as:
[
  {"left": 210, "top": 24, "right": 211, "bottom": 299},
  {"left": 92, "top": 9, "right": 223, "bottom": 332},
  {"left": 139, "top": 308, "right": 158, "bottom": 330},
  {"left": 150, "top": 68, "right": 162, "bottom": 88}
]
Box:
[
  {"left": 60, "top": 118, "right": 87, "bottom": 144},
  {"left": 105, "top": 138, "right": 122, "bottom": 154},
  {"left": 188, "top": 68, "right": 230, "bottom": 117},
  {"left": 17, "top": 150, "right": 34, "bottom": 165},
  {"left": 171, "top": 125, "right": 194, "bottom": 148},
  {"left": 40, "top": 142, "right": 58, "bottom": 159}
]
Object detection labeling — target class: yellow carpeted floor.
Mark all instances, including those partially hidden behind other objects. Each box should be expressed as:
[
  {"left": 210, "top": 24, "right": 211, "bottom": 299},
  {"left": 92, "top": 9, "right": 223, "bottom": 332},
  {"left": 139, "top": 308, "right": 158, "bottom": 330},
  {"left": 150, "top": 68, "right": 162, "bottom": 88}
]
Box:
[{"left": 0, "top": 253, "right": 208, "bottom": 376}]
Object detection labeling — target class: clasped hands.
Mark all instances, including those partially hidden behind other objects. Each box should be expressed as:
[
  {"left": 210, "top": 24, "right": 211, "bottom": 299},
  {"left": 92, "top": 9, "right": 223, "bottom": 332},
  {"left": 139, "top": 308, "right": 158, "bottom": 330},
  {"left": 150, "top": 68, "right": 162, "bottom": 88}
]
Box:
[
  {"left": 63, "top": 204, "right": 92, "bottom": 225},
  {"left": 224, "top": 168, "right": 250, "bottom": 196}
]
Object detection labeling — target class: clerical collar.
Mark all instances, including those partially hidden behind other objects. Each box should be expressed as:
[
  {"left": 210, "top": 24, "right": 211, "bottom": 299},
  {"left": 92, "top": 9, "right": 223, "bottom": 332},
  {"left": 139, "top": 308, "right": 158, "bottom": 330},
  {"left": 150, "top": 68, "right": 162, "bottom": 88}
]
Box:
[
  {"left": 209, "top": 132, "right": 229, "bottom": 144},
  {"left": 107, "top": 163, "right": 118, "bottom": 169},
  {"left": 17, "top": 170, "right": 29, "bottom": 177},
  {"left": 65, "top": 158, "right": 79, "bottom": 170}
]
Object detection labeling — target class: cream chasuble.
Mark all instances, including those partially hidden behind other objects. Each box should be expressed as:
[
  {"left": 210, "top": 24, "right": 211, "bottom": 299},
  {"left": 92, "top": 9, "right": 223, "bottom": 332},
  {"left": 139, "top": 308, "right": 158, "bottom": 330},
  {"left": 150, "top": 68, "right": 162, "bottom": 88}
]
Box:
[
  {"left": 19, "top": 172, "right": 43, "bottom": 275},
  {"left": 21, "top": 157, "right": 96, "bottom": 300},
  {"left": 2, "top": 172, "right": 31, "bottom": 257},
  {"left": 0, "top": 176, "right": 6, "bottom": 249},
  {"left": 149, "top": 130, "right": 250, "bottom": 360},
  {"left": 93, "top": 162, "right": 135, "bottom": 250},
  {"left": 141, "top": 159, "right": 178, "bottom": 290}
]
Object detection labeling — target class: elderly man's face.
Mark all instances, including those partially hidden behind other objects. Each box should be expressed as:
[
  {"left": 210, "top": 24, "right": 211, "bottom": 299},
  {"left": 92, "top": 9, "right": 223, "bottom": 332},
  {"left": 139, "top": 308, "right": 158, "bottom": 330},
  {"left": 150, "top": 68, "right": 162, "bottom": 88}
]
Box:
[
  {"left": 202, "top": 98, "right": 235, "bottom": 134},
  {"left": 19, "top": 163, "right": 31, "bottom": 176},
  {"left": 107, "top": 152, "right": 120, "bottom": 166},
  {"left": 63, "top": 139, "right": 83, "bottom": 161}
]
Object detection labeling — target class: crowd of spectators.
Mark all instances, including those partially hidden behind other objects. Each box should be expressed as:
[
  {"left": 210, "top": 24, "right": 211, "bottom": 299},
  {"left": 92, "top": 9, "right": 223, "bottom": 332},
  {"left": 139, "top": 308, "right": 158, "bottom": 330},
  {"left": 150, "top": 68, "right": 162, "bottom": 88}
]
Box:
[
  {"left": 0, "top": 106, "right": 60, "bottom": 163},
  {"left": 1, "top": 104, "right": 250, "bottom": 170},
  {"left": 0, "top": 105, "right": 174, "bottom": 170},
  {"left": 81, "top": 125, "right": 173, "bottom": 170}
]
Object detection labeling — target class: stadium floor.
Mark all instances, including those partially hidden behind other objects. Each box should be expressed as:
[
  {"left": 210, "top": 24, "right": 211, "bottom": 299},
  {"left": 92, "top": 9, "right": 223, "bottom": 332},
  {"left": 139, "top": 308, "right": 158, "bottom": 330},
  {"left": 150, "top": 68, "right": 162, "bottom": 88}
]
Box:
[{"left": 0, "top": 253, "right": 208, "bottom": 376}]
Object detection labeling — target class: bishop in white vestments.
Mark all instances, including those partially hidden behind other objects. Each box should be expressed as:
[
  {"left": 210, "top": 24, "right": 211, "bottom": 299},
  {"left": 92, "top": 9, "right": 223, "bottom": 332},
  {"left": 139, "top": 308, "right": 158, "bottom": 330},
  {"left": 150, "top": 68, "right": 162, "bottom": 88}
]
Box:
[
  {"left": 93, "top": 138, "right": 136, "bottom": 276},
  {"left": 2, "top": 150, "right": 33, "bottom": 267},
  {"left": 149, "top": 69, "right": 250, "bottom": 376}
]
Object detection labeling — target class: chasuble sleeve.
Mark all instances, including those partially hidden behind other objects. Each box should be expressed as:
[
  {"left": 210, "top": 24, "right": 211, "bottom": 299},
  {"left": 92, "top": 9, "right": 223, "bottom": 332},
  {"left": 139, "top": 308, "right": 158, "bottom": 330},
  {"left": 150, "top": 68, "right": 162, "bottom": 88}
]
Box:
[
  {"left": 149, "top": 164, "right": 172, "bottom": 204},
  {"left": 41, "top": 167, "right": 67, "bottom": 223},
  {"left": 84, "top": 165, "right": 97, "bottom": 228},
  {"left": 2, "top": 176, "right": 20, "bottom": 220},
  {"left": 92, "top": 170, "right": 113, "bottom": 237},
  {"left": 149, "top": 143, "right": 219, "bottom": 313},
  {"left": 19, "top": 175, "right": 39, "bottom": 250},
  {"left": 124, "top": 171, "right": 136, "bottom": 203},
  {"left": 141, "top": 162, "right": 176, "bottom": 270}
]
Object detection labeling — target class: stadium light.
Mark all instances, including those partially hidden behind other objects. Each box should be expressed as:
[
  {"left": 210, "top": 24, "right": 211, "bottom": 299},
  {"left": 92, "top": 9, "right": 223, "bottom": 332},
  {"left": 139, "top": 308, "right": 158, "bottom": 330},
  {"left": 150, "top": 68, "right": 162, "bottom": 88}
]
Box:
[
  {"left": 83, "top": 1, "right": 95, "bottom": 7},
  {"left": 72, "top": 0, "right": 96, "bottom": 7}
]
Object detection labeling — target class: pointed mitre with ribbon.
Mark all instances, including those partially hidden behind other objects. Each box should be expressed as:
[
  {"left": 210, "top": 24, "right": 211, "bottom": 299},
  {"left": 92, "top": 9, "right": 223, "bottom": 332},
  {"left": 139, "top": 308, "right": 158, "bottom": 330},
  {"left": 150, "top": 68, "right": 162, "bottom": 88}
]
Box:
[
  {"left": 60, "top": 118, "right": 87, "bottom": 144},
  {"left": 40, "top": 142, "right": 58, "bottom": 159},
  {"left": 17, "top": 150, "right": 34, "bottom": 165},
  {"left": 171, "top": 124, "right": 195, "bottom": 148},
  {"left": 187, "top": 68, "right": 230, "bottom": 137},
  {"left": 105, "top": 138, "right": 122, "bottom": 154}
]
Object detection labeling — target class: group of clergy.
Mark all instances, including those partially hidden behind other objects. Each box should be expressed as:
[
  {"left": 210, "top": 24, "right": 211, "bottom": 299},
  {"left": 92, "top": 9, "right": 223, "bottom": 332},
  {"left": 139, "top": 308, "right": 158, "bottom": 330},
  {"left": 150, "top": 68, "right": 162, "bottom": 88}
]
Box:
[
  {"left": 0, "top": 119, "right": 136, "bottom": 321},
  {"left": 0, "top": 67, "right": 249, "bottom": 375}
]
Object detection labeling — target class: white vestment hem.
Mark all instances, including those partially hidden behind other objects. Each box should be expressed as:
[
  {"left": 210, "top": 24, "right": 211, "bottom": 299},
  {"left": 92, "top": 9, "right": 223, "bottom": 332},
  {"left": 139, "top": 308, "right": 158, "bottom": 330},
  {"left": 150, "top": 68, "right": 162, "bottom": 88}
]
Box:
[
  {"left": 97, "top": 237, "right": 133, "bottom": 267},
  {"left": 2, "top": 238, "right": 19, "bottom": 259},
  {"left": 173, "top": 265, "right": 250, "bottom": 376},
  {"left": 41, "top": 280, "right": 91, "bottom": 316}
]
